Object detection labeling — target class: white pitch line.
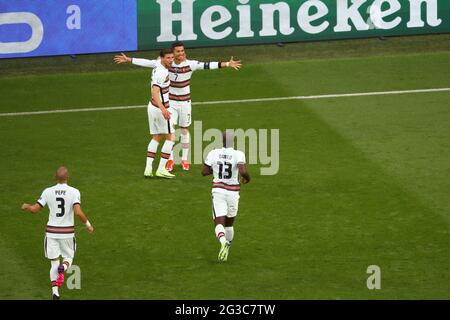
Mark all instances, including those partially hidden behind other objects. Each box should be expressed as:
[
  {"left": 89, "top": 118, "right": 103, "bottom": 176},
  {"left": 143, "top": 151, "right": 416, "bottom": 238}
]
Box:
[{"left": 1, "top": 87, "right": 449, "bottom": 117}]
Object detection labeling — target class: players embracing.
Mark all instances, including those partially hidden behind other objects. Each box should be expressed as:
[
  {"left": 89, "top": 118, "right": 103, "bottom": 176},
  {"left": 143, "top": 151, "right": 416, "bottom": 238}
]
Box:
[
  {"left": 114, "top": 42, "right": 241, "bottom": 173},
  {"left": 144, "top": 48, "right": 177, "bottom": 179},
  {"left": 115, "top": 45, "right": 250, "bottom": 262}
]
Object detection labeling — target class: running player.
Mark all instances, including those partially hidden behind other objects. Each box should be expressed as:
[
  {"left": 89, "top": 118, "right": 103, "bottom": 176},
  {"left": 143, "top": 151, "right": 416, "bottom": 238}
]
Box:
[
  {"left": 202, "top": 131, "right": 251, "bottom": 262},
  {"left": 144, "top": 48, "right": 176, "bottom": 179},
  {"left": 114, "top": 43, "right": 241, "bottom": 172},
  {"left": 20, "top": 166, "right": 94, "bottom": 300}
]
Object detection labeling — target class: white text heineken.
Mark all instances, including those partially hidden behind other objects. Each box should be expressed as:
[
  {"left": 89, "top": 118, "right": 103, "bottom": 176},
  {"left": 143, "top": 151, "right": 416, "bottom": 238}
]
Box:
[{"left": 156, "top": 0, "right": 442, "bottom": 42}]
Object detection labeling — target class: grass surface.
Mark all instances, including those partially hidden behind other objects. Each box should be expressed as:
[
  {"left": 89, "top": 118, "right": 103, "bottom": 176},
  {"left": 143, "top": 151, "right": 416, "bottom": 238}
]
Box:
[
  {"left": 0, "top": 35, "right": 449, "bottom": 299},
  {"left": 1, "top": 34, "right": 450, "bottom": 77}
]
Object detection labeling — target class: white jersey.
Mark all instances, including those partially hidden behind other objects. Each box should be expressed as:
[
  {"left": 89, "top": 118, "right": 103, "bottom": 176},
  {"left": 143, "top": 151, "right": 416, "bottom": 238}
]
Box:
[
  {"left": 168, "top": 59, "right": 219, "bottom": 102},
  {"left": 150, "top": 61, "right": 170, "bottom": 109},
  {"left": 204, "top": 147, "right": 246, "bottom": 193},
  {"left": 132, "top": 58, "right": 220, "bottom": 102},
  {"left": 37, "top": 183, "right": 80, "bottom": 239}
]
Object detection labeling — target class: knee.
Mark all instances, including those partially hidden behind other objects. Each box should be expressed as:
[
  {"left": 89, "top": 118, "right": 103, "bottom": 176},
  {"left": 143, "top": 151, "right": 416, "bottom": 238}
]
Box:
[
  {"left": 214, "top": 217, "right": 226, "bottom": 226},
  {"left": 153, "top": 135, "right": 162, "bottom": 142}
]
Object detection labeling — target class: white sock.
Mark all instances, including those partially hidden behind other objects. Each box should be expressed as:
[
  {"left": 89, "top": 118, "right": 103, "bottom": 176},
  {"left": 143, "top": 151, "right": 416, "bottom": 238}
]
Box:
[
  {"left": 158, "top": 140, "right": 175, "bottom": 171},
  {"left": 146, "top": 139, "right": 159, "bottom": 171},
  {"left": 50, "top": 260, "right": 59, "bottom": 290},
  {"left": 52, "top": 286, "right": 59, "bottom": 296},
  {"left": 181, "top": 132, "right": 190, "bottom": 161},
  {"left": 62, "top": 258, "right": 72, "bottom": 271},
  {"left": 225, "top": 227, "right": 234, "bottom": 243},
  {"left": 215, "top": 224, "right": 226, "bottom": 244}
]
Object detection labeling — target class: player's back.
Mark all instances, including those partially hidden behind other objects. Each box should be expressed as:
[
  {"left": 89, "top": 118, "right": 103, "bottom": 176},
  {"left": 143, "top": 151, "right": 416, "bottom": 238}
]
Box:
[
  {"left": 206, "top": 147, "right": 246, "bottom": 192},
  {"left": 38, "top": 183, "right": 80, "bottom": 239}
]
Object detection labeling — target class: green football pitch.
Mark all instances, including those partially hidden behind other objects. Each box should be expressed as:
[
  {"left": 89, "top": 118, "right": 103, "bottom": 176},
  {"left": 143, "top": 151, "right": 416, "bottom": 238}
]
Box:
[{"left": 1, "top": 35, "right": 449, "bottom": 299}]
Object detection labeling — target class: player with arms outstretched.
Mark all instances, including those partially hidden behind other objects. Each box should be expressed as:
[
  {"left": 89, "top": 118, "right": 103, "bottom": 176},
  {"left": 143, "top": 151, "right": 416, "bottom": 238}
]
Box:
[
  {"left": 114, "top": 42, "right": 241, "bottom": 172},
  {"left": 202, "top": 131, "right": 250, "bottom": 262},
  {"left": 21, "top": 166, "right": 94, "bottom": 300}
]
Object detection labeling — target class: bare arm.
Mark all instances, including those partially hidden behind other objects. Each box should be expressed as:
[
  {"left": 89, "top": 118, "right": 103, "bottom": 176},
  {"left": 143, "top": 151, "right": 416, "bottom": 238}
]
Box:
[
  {"left": 220, "top": 56, "right": 242, "bottom": 70},
  {"left": 21, "top": 203, "right": 42, "bottom": 214},
  {"left": 74, "top": 204, "right": 94, "bottom": 233},
  {"left": 114, "top": 52, "right": 157, "bottom": 68},
  {"left": 202, "top": 164, "right": 213, "bottom": 176},
  {"left": 194, "top": 57, "right": 242, "bottom": 72},
  {"left": 152, "top": 85, "right": 170, "bottom": 120},
  {"left": 238, "top": 163, "right": 250, "bottom": 184}
]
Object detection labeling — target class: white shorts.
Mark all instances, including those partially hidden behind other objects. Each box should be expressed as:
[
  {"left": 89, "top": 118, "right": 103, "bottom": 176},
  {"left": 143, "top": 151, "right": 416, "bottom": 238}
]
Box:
[
  {"left": 170, "top": 100, "right": 192, "bottom": 128},
  {"left": 44, "top": 236, "right": 76, "bottom": 260},
  {"left": 148, "top": 103, "right": 175, "bottom": 135},
  {"left": 211, "top": 190, "right": 240, "bottom": 219}
]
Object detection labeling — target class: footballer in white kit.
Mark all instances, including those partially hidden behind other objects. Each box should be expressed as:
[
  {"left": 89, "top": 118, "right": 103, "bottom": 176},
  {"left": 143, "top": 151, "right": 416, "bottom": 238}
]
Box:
[
  {"left": 114, "top": 42, "right": 241, "bottom": 171},
  {"left": 144, "top": 48, "right": 176, "bottom": 179},
  {"left": 21, "top": 166, "right": 93, "bottom": 300},
  {"left": 148, "top": 61, "right": 174, "bottom": 135},
  {"left": 202, "top": 131, "right": 251, "bottom": 262}
]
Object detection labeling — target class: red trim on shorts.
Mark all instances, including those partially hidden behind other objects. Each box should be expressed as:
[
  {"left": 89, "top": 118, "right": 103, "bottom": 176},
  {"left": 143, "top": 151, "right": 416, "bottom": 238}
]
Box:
[
  {"left": 46, "top": 225, "right": 75, "bottom": 234},
  {"left": 212, "top": 182, "right": 241, "bottom": 191}
]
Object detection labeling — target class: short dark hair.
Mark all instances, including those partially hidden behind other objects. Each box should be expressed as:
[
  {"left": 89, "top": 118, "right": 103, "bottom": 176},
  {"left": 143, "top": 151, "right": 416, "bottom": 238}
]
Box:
[
  {"left": 159, "top": 48, "right": 173, "bottom": 57},
  {"left": 171, "top": 41, "right": 185, "bottom": 49}
]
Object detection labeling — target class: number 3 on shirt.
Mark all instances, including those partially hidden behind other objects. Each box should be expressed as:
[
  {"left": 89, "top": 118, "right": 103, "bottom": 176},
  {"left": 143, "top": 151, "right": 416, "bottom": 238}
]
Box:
[{"left": 56, "top": 197, "right": 65, "bottom": 217}]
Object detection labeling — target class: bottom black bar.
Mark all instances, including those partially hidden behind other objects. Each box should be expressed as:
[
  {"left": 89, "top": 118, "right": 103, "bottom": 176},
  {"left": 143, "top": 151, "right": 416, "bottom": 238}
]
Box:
[{"left": 1, "top": 300, "right": 446, "bottom": 318}]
